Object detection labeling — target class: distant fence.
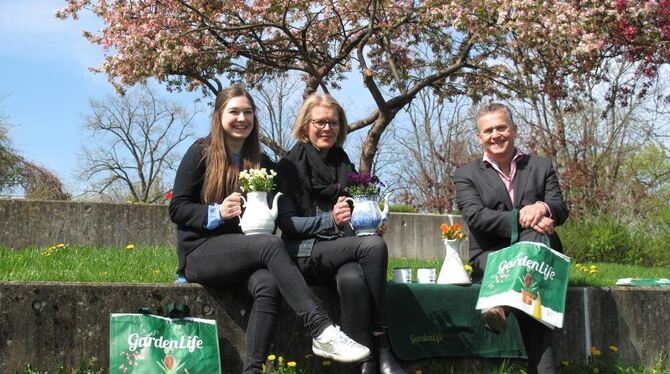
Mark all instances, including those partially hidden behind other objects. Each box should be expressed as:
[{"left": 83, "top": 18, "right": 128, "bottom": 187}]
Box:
[{"left": 0, "top": 199, "right": 467, "bottom": 259}]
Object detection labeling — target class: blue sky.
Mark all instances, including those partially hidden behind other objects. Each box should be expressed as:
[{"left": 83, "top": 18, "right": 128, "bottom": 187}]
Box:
[
  {"left": 0, "top": 0, "right": 211, "bottom": 195},
  {"left": 0, "top": 1, "right": 380, "bottom": 197}
]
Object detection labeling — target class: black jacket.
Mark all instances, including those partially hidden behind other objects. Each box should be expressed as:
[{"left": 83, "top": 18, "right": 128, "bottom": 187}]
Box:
[{"left": 169, "top": 138, "right": 276, "bottom": 273}]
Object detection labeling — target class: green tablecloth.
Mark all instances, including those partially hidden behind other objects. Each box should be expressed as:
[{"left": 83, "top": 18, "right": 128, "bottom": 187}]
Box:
[{"left": 386, "top": 283, "right": 527, "bottom": 360}]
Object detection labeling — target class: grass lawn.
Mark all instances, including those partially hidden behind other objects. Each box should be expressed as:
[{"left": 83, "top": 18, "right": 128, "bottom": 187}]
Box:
[{"left": 1, "top": 244, "right": 668, "bottom": 287}]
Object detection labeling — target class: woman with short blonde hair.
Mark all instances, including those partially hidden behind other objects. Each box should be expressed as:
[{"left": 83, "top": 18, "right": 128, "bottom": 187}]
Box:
[
  {"left": 278, "top": 94, "right": 405, "bottom": 374},
  {"left": 292, "top": 94, "right": 348, "bottom": 146}
]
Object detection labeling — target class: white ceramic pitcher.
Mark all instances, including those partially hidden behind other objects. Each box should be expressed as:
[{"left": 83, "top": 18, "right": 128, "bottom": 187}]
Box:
[{"left": 239, "top": 191, "right": 283, "bottom": 235}]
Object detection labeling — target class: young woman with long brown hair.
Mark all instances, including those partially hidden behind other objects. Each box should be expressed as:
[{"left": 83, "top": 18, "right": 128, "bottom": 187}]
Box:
[{"left": 169, "top": 85, "right": 370, "bottom": 373}]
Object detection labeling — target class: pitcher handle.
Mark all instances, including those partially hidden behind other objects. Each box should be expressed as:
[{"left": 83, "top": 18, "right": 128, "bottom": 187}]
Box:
[
  {"left": 237, "top": 195, "right": 247, "bottom": 224},
  {"left": 342, "top": 197, "right": 356, "bottom": 232}
]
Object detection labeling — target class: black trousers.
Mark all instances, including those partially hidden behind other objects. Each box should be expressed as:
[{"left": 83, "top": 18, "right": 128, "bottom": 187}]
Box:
[
  {"left": 184, "top": 234, "right": 331, "bottom": 374},
  {"left": 473, "top": 248, "right": 556, "bottom": 374},
  {"left": 295, "top": 235, "right": 389, "bottom": 351}
]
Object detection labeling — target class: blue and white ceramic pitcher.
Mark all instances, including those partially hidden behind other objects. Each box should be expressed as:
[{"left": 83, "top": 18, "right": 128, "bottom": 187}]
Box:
[{"left": 344, "top": 194, "right": 390, "bottom": 236}]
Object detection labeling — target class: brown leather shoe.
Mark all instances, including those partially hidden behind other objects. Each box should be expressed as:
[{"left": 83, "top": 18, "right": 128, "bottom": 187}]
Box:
[{"left": 482, "top": 306, "right": 507, "bottom": 335}]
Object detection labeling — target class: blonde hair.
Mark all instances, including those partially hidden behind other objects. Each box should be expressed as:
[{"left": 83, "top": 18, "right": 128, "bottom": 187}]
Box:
[
  {"left": 202, "top": 85, "right": 261, "bottom": 203},
  {"left": 293, "top": 94, "right": 348, "bottom": 146}
]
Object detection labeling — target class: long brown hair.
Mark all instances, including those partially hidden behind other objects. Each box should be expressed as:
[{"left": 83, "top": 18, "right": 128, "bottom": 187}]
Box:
[{"left": 202, "top": 85, "right": 261, "bottom": 203}]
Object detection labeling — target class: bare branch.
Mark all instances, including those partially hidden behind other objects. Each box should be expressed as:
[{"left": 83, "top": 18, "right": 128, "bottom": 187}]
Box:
[{"left": 78, "top": 86, "right": 196, "bottom": 202}]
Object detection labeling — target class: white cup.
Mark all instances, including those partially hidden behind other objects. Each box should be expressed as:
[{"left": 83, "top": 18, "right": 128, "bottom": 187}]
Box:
[
  {"left": 417, "top": 268, "right": 436, "bottom": 284},
  {"left": 393, "top": 268, "right": 412, "bottom": 283}
]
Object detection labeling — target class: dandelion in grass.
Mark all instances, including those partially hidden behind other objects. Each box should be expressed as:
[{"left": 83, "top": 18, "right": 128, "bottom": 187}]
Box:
[
  {"left": 609, "top": 345, "right": 618, "bottom": 352},
  {"left": 287, "top": 361, "right": 296, "bottom": 368},
  {"left": 267, "top": 354, "right": 276, "bottom": 361},
  {"left": 590, "top": 346, "right": 602, "bottom": 357},
  {"left": 126, "top": 243, "right": 135, "bottom": 250},
  {"left": 278, "top": 356, "right": 283, "bottom": 365},
  {"left": 464, "top": 264, "right": 473, "bottom": 273}
]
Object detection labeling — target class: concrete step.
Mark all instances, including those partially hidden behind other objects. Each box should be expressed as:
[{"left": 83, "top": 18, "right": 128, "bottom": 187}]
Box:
[{"left": 1, "top": 282, "right": 668, "bottom": 373}]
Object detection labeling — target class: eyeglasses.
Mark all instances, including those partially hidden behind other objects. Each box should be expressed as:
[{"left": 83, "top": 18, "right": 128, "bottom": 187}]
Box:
[{"left": 311, "top": 119, "right": 340, "bottom": 129}]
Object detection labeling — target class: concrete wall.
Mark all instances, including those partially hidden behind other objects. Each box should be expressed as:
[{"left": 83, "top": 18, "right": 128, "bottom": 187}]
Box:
[
  {"left": 1, "top": 282, "right": 668, "bottom": 373},
  {"left": 0, "top": 200, "right": 174, "bottom": 248},
  {"left": 0, "top": 199, "right": 467, "bottom": 259}
]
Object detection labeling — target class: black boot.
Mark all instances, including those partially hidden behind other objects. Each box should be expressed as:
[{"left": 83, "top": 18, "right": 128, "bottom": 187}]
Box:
[
  {"left": 359, "top": 358, "right": 379, "bottom": 374},
  {"left": 376, "top": 333, "right": 406, "bottom": 374}
]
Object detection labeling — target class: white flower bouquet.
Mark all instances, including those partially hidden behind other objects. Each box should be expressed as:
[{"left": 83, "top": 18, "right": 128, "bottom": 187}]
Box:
[{"left": 239, "top": 168, "right": 277, "bottom": 193}]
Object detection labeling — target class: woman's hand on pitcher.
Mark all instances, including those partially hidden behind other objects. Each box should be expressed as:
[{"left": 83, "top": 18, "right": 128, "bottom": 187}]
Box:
[
  {"left": 220, "top": 192, "right": 243, "bottom": 220},
  {"left": 332, "top": 196, "right": 352, "bottom": 228}
]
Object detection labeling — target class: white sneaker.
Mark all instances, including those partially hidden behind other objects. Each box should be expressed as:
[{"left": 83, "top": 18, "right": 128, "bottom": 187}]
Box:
[{"left": 312, "top": 325, "right": 371, "bottom": 363}]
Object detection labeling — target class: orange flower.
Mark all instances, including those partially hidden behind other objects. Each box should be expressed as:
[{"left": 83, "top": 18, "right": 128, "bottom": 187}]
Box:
[{"left": 440, "top": 222, "right": 466, "bottom": 240}]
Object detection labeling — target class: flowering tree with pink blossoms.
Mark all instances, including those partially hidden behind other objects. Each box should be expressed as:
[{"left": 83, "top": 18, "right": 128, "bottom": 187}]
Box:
[{"left": 57, "top": 0, "right": 669, "bottom": 173}]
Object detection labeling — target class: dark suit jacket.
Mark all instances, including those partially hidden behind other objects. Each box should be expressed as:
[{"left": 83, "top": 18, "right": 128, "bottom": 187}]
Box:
[{"left": 454, "top": 155, "right": 569, "bottom": 277}]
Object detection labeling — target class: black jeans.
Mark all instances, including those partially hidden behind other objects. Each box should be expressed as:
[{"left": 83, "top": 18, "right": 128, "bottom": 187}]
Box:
[
  {"left": 295, "top": 235, "right": 389, "bottom": 350},
  {"left": 184, "top": 234, "right": 331, "bottom": 374}
]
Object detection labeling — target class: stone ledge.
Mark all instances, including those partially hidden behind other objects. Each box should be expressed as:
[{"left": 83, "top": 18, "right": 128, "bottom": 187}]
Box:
[{"left": 1, "top": 282, "right": 668, "bottom": 373}]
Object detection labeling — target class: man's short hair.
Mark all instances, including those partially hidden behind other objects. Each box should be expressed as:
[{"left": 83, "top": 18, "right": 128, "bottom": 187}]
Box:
[{"left": 476, "top": 103, "right": 515, "bottom": 130}]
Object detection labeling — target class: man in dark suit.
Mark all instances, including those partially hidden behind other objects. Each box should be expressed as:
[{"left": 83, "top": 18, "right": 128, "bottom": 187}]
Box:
[{"left": 454, "top": 103, "right": 568, "bottom": 374}]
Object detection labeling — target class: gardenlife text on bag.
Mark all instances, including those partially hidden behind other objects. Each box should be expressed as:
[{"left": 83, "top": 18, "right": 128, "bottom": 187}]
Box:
[
  {"left": 127, "top": 333, "right": 203, "bottom": 352},
  {"left": 497, "top": 254, "right": 556, "bottom": 281}
]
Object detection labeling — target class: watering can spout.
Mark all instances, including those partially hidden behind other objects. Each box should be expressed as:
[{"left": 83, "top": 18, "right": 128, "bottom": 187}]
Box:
[{"left": 269, "top": 192, "right": 283, "bottom": 220}]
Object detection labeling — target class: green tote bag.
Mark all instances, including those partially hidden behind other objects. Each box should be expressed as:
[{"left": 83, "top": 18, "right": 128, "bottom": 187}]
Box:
[
  {"left": 476, "top": 208, "right": 571, "bottom": 329},
  {"left": 109, "top": 306, "right": 221, "bottom": 374}
]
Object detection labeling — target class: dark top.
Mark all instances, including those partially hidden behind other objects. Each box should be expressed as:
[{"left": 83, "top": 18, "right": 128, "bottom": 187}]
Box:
[
  {"left": 454, "top": 154, "right": 569, "bottom": 263},
  {"left": 168, "top": 138, "right": 276, "bottom": 273},
  {"left": 276, "top": 143, "right": 356, "bottom": 257}
]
